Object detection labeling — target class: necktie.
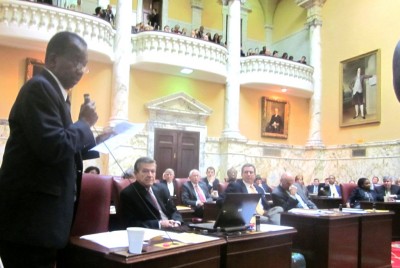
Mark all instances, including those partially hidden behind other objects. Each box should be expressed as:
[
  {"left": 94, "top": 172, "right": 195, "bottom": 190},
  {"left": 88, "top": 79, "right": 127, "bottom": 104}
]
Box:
[
  {"left": 194, "top": 184, "right": 206, "bottom": 202},
  {"left": 66, "top": 96, "right": 71, "bottom": 112},
  {"left": 148, "top": 188, "right": 168, "bottom": 220},
  {"left": 249, "top": 185, "right": 265, "bottom": 216}
]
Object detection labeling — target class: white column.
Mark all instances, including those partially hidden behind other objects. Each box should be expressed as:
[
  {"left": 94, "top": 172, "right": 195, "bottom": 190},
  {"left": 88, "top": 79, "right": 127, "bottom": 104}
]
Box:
[
  {"left": 222, "top": 0, "right": 243, "bottom": 139},
  {"left": 191, "top": 0, "right": 203, "bottom": 30},
  {"left": 297, "top": 0, "right": 326, "bottom": 147},
  {"left": 136, "top": 0, "right": 143, "bottom": 24},
  {"left": 110, "top": 0, "right": 132, "bottom": 126},
  {"left": 306, "top": 20, "right": 323, "bottom": 147},
  {"left": 264, "top": 24, "right": 273, "bottom": 48}
]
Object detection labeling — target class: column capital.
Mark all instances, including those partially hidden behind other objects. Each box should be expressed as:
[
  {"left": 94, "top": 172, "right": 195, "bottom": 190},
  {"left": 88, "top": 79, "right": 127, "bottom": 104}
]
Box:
[
  {"left": 296, "top": 0, "right": 326, "bottom": 27},
  {"left": 191, "top": 0, "right": 203, "bottom": 9}
]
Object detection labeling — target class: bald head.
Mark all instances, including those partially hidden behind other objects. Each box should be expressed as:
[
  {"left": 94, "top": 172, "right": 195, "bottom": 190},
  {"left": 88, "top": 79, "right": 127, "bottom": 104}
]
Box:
[{"left": 280, "top": 172, "right": 294, "bottom": 190}]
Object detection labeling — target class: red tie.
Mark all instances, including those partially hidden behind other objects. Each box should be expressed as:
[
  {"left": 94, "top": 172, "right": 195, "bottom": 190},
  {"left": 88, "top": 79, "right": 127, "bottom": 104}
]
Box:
[{"left": 194, "top": 184, "right": 206, "bottom": 202}]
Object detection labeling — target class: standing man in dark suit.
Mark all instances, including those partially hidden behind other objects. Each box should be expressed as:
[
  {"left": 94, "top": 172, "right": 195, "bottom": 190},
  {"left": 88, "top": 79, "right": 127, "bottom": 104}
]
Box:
[
  {"left": 181, "top": 169, "right": 212, "bottom": 218},
  {"left": 0, "top": 31, "right": 99, "bottom": 268},
  {"left": 218, "top": 164, "right": 283, "bottom": 225},
  {"left": 120, "top": 157, "right": 182, "bottom": 229}
]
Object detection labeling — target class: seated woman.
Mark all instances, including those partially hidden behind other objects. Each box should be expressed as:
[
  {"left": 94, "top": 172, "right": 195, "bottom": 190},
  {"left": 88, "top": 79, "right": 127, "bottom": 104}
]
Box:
[{"left": 347, "top": 178, "right": 378, "bottom": 208}]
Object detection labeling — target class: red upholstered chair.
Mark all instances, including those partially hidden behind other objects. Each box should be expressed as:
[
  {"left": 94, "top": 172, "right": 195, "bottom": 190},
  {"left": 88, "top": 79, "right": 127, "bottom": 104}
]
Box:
[
  {"left": 174, "top": 178, "right": 189, "bottom": 205},
  {"left": 218, "top": 182, "right": 229, "bottom": 195},
  {"left": 70, "top": 174, "right": 113, "bottom": 236},
  {"left": 112, "top": 177, "right": 135, "bottom": 219},
  {"left": 340, "top": 183, "right": 358, "bottom": 206}
]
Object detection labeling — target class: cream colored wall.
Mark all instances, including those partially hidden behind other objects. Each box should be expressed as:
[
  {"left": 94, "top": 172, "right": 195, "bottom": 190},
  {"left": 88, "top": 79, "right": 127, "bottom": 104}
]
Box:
[
  {"left": 247, "top": 0, "right": 266, "bottom": 42},
  {"left": 0, "top": 45, "right": 112, "bottom": 127},
  {"left": 273, "top": 0, "right": 306, "bottom": 43},
  {"left": 129, "top": 70, "right": 225, "bottom": 137},
  {"left": 240, "top": 87, "right": 309, "bottom": 144},
  {"left": 321, "top": 0, "right": 400, "bottom": 145},
  {"left": 168, "top": 0, "right": 191, "bottom": 23},
  {"left": 202, "top": 1, "right": 223, "bottom": 31}
]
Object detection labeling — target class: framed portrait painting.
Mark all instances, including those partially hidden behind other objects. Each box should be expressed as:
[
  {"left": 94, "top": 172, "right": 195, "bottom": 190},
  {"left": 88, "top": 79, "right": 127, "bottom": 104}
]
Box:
[
  {"left": 340, "top": 50, "right": 380, "bottom": 127},
  {"left": 25, "top": 58, "right": 44, "bottom": 82},
  {"left": 261, "top": 97, "right": 289, "bottom": 139}
]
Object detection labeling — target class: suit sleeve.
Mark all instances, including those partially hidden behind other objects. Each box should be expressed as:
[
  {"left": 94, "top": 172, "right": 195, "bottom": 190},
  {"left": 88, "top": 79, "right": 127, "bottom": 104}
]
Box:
[
  {"left": 272, "top": 190, "right": 298, "bottom": 211},
  {"left": 20, "top": 78, "right": 95, "bottom": 164},
  {"left": 181, "top": 184, "right": 197, "bottom": 207}
]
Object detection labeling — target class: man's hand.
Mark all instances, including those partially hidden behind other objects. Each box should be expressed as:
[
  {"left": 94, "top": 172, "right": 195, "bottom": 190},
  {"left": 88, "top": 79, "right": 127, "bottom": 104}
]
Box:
[
  {"left": 95, "top": 127, "right": 115, "bottom": 144},
  {"left": 79, "top": 100, "right": 98, "bottom": 127},
  {"left": 160, "top": 220, "right": 181, "bottom": 228}
]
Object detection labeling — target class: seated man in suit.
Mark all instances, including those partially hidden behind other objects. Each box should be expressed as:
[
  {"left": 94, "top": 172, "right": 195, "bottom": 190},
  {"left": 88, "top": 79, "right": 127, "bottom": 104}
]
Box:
[
  {"left": 375, "top": 176, "right": 400, "bottom": 201},
  {"left": 202, "top": 166, "right": 220, "bottom": 199},
  {"left": 120, "top": 157, "right": 183, "bottom": 229},
  {"left": 293, "top": 176, "right": 318, "bottom": 209},
  {"left": 319, "top": 175, "right": 341, "bottom": 197},
  {"left": 160, "top": 168, "right": 178, "bottom": 198},
  {"left": 181, "top": 169, "right": 212, "bottom": 218},
  {"left": 272, "top": 173, "right": 317, "bottom": 211},
  {"left": 218, "top": 164, "right": 283, "bottom": 225},
  {"left": 307, "top": 178, "right": 320, "bottom": 195}
]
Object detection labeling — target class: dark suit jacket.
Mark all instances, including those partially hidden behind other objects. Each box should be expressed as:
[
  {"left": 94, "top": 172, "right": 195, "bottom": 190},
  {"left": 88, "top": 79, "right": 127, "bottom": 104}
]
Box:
[
  {"left": 0, "top": 69, "right": 96, "bottom": 248},
  {"left": 120, "top": 181, "right": 182, "bottom": 229},
  {"left": 261, "top": 182, "right": 273, "bottom": 194},
  {"left": 348, "top": 188, "right": 378, "bottom": 208},
  {"left": 217, "top": 179, "right": 271, "bottom": 210},
  {"left": 181, "top": 181, "right": 212, "bottom": 217},
  {"left": 272, "top": 185, "right": 299, "bottom": 211},
  {"left": 202, "top": 177, "right": 220, "bottom": 193},
  {"left": 307, "top": 185, "right": 319, "bottom": 195},
  {"left": 160, "top": 179, "right": 179, "bottom": 197},
  {"left": 319, "top": 183, "right": 342, "bottom": 197},
  {"left": 375, "top": 185, "right": 400, "bottom": 201}
]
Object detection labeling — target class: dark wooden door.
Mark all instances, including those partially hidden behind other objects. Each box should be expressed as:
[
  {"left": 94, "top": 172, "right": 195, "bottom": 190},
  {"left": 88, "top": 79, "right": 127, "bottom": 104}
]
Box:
[{"left": 154, "top": 129, "right": 199, "bottom": 179}]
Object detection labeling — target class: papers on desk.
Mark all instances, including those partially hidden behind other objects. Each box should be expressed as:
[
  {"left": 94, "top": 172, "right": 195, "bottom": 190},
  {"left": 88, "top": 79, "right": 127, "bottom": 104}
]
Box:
[
  {"left": 341, "top": 208, "right": 368, "bottom": 214},
  {"left": 288, "top": 208, "right": 338, "bottom": 216},
  {"left": 80, "top": 229, "right": 218, "bottom": 250},
  {"left": 259, "top": 224, "right": 294, "bottom": 232}
]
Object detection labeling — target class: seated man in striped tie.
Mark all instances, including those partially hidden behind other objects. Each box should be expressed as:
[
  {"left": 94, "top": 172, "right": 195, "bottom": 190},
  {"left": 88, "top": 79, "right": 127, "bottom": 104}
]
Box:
[
  {"left": 181, "top": 169, "right": 213, "bottom": 218},
  {"left": 120, "top": 157, "right": 183, "bottom": 229},
  {"left": 217, "top": 163, "right": 283, "bottom": 225}
]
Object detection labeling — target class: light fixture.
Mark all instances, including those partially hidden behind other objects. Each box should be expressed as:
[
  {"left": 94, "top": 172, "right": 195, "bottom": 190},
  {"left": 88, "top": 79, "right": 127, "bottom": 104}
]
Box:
[
  {"left": 180, "top": 68, "right": 193, "bottom": 74},
  {"left": 281, "top": 88, "right": 287, "bottom": 93}
]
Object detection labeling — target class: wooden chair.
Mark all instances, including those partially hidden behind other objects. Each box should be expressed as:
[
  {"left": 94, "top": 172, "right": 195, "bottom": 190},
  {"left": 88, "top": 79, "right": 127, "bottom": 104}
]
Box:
[
  {"left": 70, "top": 174, "right": 113, "bottom": 236},
  {"left": 340, "top": 183, "right": 358, "bottom": 206}
]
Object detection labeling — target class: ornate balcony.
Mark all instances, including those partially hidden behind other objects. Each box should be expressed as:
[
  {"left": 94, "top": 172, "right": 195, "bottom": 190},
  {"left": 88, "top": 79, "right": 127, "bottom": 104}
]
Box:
[
  {"left": 131, "top": 31, "right": 228, "bottom": 84},
  {"left": 241, "top": 56, "right": 314, "bottom": 98},
  {"left": 0, "top": 0, "right": 114, "bottom": 62}
]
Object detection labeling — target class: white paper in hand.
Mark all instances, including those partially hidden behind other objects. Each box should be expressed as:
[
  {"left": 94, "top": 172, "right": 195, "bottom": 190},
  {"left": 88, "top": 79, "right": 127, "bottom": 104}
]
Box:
[{"left": 90, "top": 122, "right": 145, "bottom": 154}]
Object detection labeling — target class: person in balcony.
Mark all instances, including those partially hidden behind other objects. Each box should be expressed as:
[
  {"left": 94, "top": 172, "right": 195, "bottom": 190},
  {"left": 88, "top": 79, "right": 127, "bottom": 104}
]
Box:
[
  {"left": 197, "top": 26, "right": 204, "bottom": 39},
  {"left": 266, "top": 107, "right": 283, "bottom": 134},
  {"left": 148, "top": 8, "right": 160, "bottom": 29},
  {"left": 298, "top": 56, "right": 307, "bottom": 64}
]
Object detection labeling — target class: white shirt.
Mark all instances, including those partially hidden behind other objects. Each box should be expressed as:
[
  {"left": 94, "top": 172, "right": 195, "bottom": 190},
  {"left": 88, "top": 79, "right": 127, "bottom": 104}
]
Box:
[
  {"left": 329, "top": 184, "right": 340, "bottom": 197},
  {"left": 166, "top": 181, "right": 174, "bottom": 196}
]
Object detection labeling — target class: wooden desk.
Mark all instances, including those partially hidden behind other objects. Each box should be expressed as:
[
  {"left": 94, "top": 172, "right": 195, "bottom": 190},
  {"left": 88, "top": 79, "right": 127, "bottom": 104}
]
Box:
[
  {"left": 309, "top": 196, "right": 342, "bottom": 209},
  {"left": 360, "top": 201, "right": 400, "bottom": 241},
  {"left": 281, "top": 211, "right": 360, "bottom": 268},
  {"left": 281, "top": 210, "right": 393, "bottom": 268},
  {"left": 65, "top": 235, "right": 225, "bottom": 268},
  {"left": 221, "top": 228, "right": 296, "bottom": 268}
]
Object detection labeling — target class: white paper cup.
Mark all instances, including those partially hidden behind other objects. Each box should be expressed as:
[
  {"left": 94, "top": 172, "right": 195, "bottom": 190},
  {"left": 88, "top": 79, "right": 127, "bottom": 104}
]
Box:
[{"left": 127, "top": 227, "right": 145, "bottom": 254}]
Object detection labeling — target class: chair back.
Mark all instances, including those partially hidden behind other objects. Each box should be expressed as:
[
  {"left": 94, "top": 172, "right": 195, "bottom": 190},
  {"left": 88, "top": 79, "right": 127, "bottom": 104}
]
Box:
[
  {"left": 175, "top": 178, "right": 189, "bottom": 205},
  {"left": 340, "top": 183, "right": 358, "bottom": 205},
  {"left": 218, "top": 182, "right": 229, "bottom": 195},
  {"left": 70, "top": 174, "right": 113, "bottom": 236}
]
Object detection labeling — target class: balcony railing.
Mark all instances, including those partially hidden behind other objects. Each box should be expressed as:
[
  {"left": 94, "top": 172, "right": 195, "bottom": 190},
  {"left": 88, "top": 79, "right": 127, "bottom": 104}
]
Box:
[
  {"left": 0, "top": 0, "right": 114, "bottom": 61},
  {"left": 240, "top": 56, "right": 314, "bottom": 97},
  {"left": 131, "top": 31, "right": 228, "bottom": 82}
]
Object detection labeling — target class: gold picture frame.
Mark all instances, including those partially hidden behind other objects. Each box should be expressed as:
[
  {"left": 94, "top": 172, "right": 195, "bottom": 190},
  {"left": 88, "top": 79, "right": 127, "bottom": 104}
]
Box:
[
  {"left": 25, "top": 57, "right": 44, "bottom": 82},
  {"left": 261, "top": 97, "right": 289, "bottom": 139},
  {"left": 340, "top": 50, "right": 380, "bottom": 127}
]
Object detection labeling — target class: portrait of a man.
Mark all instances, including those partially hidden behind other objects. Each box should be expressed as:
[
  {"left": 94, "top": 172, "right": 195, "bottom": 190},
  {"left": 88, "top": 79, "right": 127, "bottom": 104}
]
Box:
[{"left": 261, "top": 97, "right": 289, "bottom": 139}]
